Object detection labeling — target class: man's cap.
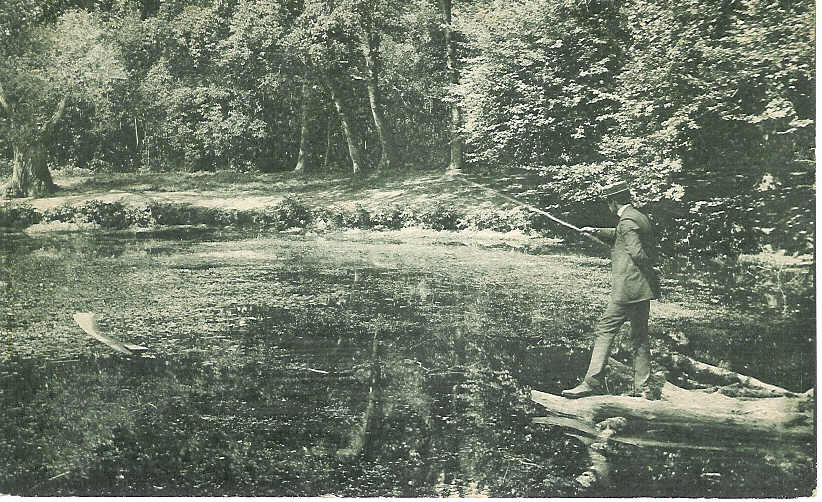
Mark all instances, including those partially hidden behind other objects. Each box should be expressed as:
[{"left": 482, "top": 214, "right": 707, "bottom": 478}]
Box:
[{"left": 601, "top": 181, "right": 630, "bottom": 198}]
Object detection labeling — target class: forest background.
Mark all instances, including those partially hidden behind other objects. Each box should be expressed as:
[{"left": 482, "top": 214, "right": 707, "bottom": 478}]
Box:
[{"left": 0, "top": 0, "right": 815, "bottom": 257}]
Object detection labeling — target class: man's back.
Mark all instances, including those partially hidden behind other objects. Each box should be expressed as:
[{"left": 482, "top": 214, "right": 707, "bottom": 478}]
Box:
[{"left": 611, "top": 205, "right": 660, "bottom": 303}]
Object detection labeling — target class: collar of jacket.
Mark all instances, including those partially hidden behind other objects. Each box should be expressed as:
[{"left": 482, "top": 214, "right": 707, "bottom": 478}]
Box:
[{"left": 617, "top": 204, "right": 631, "bottom": 217}]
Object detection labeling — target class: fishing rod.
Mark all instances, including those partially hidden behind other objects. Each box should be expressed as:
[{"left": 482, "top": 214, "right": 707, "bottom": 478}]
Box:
[{"left": 445, "top": 169, "right": 609, "bottom": 248}]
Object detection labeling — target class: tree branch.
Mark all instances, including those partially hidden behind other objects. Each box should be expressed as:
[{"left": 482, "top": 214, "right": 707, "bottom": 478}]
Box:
[
  {"left": 43, "top": 96, "right": 67, "bottom": 131},
  {"left": 667, "top": 353, "right": 796, "bottom": 394},
  {"left": 0, "top": 80, "right": 10, "bottom": 113},
  {"left": 50, "top": 96, "right": 67, "bottom": 124}
]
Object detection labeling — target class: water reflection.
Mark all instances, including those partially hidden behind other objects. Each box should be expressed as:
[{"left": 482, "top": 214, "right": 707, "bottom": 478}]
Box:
[{"left": 0, "top": 230, "right": 814, "bottom": 497}]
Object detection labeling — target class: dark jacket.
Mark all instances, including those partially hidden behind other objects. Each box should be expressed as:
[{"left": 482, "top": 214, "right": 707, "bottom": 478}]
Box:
[{"left": 595, "top": 205, "right": 660, "bottom": 303}]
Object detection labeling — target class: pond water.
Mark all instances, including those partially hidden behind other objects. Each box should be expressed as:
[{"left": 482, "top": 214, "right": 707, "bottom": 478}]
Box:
[{"left": 0, "top": 228, "right": 814, "bottom": 497}]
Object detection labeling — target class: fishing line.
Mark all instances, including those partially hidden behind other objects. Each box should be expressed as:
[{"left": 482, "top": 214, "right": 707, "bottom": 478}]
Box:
[{"left": 444, "top": 170, "right": 609, "bottom": 247}]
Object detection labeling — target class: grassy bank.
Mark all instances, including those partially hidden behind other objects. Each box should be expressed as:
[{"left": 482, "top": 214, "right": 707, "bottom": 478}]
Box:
[
  {"left": 0, "top": 170, "right": 566, "bottom": 236},
  {"left": 15, "top": 169, "right": 531, "bottom": 221}
]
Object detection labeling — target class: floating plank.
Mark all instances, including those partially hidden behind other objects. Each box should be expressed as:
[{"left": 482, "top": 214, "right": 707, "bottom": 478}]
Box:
[{"left": 73, "top": 312, "right": 148, "bottom": 355}]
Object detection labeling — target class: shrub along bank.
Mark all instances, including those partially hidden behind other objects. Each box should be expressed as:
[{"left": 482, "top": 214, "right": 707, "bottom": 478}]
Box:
[
  {"left": 0, "top": 191, "right": 812, "bottom": 261},
  {"left": 0, "top": 198, "right": 553, "bottom": 235}
]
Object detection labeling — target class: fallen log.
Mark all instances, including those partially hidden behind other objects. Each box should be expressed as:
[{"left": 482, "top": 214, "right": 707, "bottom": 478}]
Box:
[
  {"left": 533, "top": 357, "right": 812, "bottom": 450},
  {"left": 532, "top": 386, "right": 813, "bottom": 451},
  {"left": 532, "top": 358, "right": 814, "bottom": 488},
  {"left": 662, "top": 352, "right": 794, "bottom": 395}
]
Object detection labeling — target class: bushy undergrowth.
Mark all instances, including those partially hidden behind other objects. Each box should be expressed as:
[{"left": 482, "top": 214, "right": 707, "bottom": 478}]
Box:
[
  {"left": 660, "top": 254, "right": 814, "bottom": 317},
  {"left": 0, "top": 203, "right": 42, "bottom": 228},
  {"left": 654, "top": 198, "right": 763, "bottom": 259},
  {"left": 458, "top": 206, "right": 546, "bottom": 233},
  {"left": 125, "top": 202, "right": 211, "bottom": 227},
  {"left": 368, "top": 205, "right": 405, "bottom": 230},
  {"left": 71, "top": 200, "right": 129, "bottom": 228},
  {"left": 652, "top": 187, "right": 814, "bottom": 258},
  {"left": 2, "top": 197, "right": 554, "bottom": 235},
  {"left": 0, "top": 193, "right": 813, "bottom": 260},
  {"left": 255, "top": 197, "right": 313, "bottom": 230}
]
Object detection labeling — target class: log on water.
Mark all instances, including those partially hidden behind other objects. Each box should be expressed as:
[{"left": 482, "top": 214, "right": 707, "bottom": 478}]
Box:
[
  {"left": 532, "top": 386, "right": 813, "bottom": 451},
  {"left": 531, "top": 357, "right": 813, "bottom": 452},
  {"left": 534, "top": 357, "right": 813, "bottom": 489},
  {"left": 73, "top": 312, "right": 149, "bottom": 355}
]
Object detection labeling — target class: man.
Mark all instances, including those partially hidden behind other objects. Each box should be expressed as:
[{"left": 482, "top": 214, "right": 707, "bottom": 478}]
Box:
[{"left": 562, "top": 181, "right": 661, "bottom": 399}]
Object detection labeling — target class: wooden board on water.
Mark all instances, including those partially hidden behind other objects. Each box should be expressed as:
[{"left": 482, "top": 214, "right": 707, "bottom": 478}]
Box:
[{"left": 73, "top": 312, "right": 148, "bottom": 355}]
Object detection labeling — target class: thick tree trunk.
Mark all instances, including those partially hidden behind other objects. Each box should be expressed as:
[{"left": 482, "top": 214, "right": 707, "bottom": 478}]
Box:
[
  {"left": 358, "top": 26, "right": 398, "bottom": 172},
  {"left": 4, "top": 143, "right": 56, "bottom": 198},
  {"left": 532, "top": 385, "right": 813, "bottom": 450},
  {"left": 438, "top": 0, "right": 464, "bottom": 172},
  {"left": 1, "top": 91, "right": 64, "bottom": 199},
  {"left": 293, "top": 82, "right": 312, "bottom": 174},
  {"left": 327, "top": 82, "right": 365, "bottom": 176}
]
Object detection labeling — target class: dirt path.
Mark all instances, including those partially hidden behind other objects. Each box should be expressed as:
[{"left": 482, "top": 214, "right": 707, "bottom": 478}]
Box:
[
  {"left": 27, "top": 188, "right": 287, "bottom": 211},
  {"left": 23, "top": 172, "right": 506, "bottom": 215}
]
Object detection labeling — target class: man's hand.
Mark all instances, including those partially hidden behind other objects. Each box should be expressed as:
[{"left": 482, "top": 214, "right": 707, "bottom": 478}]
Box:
[{"left": 580, "top": 226, "right": 596, "bottom": 234}]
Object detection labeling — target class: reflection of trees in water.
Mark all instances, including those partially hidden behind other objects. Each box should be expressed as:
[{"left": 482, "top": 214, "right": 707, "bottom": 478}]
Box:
[
  {"left": 444, "top": 329, "right": 584, "bottom": 496},
  {"left": 331, "top": 292, "right": 582, "bottom": 497},
  {"left": 337, "top": 327, "right": 383, "bottom": 460}
]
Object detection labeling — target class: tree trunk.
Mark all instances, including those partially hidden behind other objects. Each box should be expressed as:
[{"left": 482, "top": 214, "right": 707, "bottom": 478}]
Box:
[
  {"left": 327, "top": 81, "right": 365, "bottom": 176},
  {"left": 532, "top": 385, "right": 813, "bottom": 450},
  {"left": 1, "top": 90, "right": 64, "bottom": 199},
  {"left": 293, "top": 81, "right": 312, "bottom": 174},
  {"left": 438, "top": 0, "right": 464, "bottom": 172},
  {"left": 660, "top": 352, "right": 795, "bottom": 395},
  {"left": 358, "top": 25, "right": 398, "bottom": 172},
  {"left": 4, "top": 143, "right": 56, "bottom": 198},
  {"left": 322, "top": 110, "right": 334, "bottom": 172}
]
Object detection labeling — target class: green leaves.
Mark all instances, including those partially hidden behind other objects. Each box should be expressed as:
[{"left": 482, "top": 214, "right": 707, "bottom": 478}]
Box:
[
  {"left": 456, "top": 0, "right": 624, "bottom": 168},
  {"left": 453, "top": 0, "right": 812, "bottom": 258},
  {"left": 48, "top": 10, "right": 127, "bottom": 101}
]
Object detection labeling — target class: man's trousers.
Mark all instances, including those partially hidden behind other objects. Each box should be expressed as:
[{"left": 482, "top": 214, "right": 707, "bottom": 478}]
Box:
[{"left": 583, "top": 299, "right": 651, "bottom": 390}]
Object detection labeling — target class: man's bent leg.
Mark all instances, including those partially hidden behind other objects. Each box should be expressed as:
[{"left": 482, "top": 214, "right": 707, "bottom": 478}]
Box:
[
  {"left": 583, "top": 301, "right": 630, "bottom": 385},
  {"left": 563, "top": 301, "right": 629, "bottom": 398},
  {"left": 627, "top": 300, "right": 651, "bottom": 390}
]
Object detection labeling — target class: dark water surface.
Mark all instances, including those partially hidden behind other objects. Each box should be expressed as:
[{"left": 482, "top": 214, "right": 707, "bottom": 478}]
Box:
[{"left": 0, "top": 228, "right": 814, "bottom": 497}]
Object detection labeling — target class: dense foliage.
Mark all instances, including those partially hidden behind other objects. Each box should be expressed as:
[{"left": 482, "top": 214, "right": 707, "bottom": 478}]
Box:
[
  {"left": 456, "top": 0, "right": 813, "bottom": 256},
  {"left": 0, "top": 0, "right": 814, "bottom": 256}
]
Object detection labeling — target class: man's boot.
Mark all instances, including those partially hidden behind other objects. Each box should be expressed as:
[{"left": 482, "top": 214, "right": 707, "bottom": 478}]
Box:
[
  {"left": 562, "top": 378, "right": 601, "bottom": 399},
  {"left": 629, "top": 371, "right": 664, "bottom": 400}
]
